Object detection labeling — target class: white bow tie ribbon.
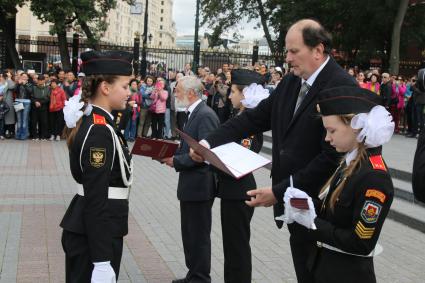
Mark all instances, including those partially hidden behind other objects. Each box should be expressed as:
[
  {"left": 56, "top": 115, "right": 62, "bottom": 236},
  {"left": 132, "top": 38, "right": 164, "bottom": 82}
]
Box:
[
  {"left": 63, "top": 92, "right": 93, "bottom": 128},
  {"left": 241, "top": 83, "right": 270, "bottom": 109},
  {"left": 351, "top": 105, "right": 394, "bottom": 148}
]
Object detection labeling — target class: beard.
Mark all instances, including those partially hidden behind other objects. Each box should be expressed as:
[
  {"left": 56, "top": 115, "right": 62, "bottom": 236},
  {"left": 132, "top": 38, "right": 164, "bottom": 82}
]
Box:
[{"left": 175, "top": 96, "right": 190, "bottom": 109}]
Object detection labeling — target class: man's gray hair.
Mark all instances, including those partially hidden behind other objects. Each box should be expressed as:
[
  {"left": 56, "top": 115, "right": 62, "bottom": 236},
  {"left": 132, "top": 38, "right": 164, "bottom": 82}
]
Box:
[{"left": 178, "top": 76, "right": 204, "bottom": 98}]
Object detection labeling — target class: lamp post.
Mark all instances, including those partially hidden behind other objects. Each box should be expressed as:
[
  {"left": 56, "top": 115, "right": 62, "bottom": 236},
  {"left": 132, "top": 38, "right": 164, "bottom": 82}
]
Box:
[
  {"left": 193, "top": 0, "right": 200, "bottom": 74},
  {"left": 140, "top": 0, "right": 149, "bottom": 78}
]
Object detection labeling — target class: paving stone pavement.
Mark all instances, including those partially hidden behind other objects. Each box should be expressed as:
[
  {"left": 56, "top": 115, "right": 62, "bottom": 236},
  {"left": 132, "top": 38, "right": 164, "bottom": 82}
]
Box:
[{"left": 0, "top": 139, "right": 424, "bottom": 282}]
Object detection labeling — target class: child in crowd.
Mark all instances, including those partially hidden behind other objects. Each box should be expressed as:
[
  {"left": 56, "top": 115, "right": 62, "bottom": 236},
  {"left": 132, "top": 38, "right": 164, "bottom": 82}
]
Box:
[{"left": 49, "top": 79, "right": 67, "bottom": 141}]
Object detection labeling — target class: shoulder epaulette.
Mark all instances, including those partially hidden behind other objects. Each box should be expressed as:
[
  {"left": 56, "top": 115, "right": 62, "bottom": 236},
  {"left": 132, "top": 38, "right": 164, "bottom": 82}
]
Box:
[
  {"left": 93, "top": 114, "right": 106, "bottom": 125},
  {"left": 369, "top": 155, "right": 387, "bottom": 172}
]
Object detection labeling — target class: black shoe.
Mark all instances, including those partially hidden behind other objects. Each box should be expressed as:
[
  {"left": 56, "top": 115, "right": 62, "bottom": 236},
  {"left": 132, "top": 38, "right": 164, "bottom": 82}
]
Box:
[
  {"left": 172, "top": 279, "right": 188, "bottom": 283},
  {"left": 406, "top": 133, "right": 417, "bottom": 138}
]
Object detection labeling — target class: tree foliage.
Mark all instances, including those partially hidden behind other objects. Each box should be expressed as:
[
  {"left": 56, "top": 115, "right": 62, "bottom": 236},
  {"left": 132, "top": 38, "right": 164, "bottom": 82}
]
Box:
[{"left": 201, "top": 0, "right": 425, "bottom": 70}]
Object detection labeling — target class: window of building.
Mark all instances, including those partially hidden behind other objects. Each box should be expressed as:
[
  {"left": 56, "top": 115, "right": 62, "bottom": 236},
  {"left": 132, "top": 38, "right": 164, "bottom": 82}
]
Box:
[
  {"left": 159, "top": 41, "right": 162, "bottom": 46},
  {"left": 160, "top": 25, "right": 163, "bottom": 30},
  {"left": 160, "top": 17, "right": 163, "bottom": 22},
  {"left": 161, "top": 9, "right": 164, "bottom": 13},
  {"left": 161, "top": 1, "right": 164, "bottom": 5},
  {"left": 160, "top": 33, "right": 163, "bottom": 38}
]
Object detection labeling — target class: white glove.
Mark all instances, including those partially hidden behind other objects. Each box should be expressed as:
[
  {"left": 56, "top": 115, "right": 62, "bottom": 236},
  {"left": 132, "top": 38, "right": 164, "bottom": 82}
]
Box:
[
  {"left": 275, "top": 185, "right": 317, "bottom": 230},
  {"left": 91, "top": 261, "right": 116, "bottom": 283}
]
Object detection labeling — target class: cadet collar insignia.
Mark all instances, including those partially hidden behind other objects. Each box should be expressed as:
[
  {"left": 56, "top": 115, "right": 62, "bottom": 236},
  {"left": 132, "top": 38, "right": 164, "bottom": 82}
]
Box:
[
  {"left": 365, "top": 189, "right": 386, "bottom": 203},
  {"left": 90, "top": 147, "right": 106, "bottom": 168},
  {"left": 93, "top": 113, "right": 106, "bottom": 125},
  {"left": 369, "top": 155, "right": 387, "bottom": 171},
  {"left": 355, "top": 221, "right": 375, "bottom": 239},
  {"left": 360, "top": 200, "right": 382, "bottom": 224}
]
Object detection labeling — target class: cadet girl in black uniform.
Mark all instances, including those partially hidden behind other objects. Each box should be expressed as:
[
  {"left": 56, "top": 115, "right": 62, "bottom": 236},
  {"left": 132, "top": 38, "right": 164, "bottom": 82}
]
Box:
[
  {"left": 60, "top": 51, "right": 133, "bottom": 283},
  {"left": 217, "top": 69, "right": 269, "bottom": 282},
  {"left": 284, "top": 86, "right": 394, "bottom": 283}
]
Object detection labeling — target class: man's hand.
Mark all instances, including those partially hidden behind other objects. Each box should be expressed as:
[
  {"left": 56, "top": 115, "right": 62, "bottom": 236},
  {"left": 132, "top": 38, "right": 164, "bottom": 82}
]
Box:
[
  {"left": 245, "top": 187, "right": 278, "bottom": 207},
  {"left": 35, "top": 101, "right": 41, "bottom": 108},
  {"left": 189, "top": 140, "right": 210, "bottom": 163},
  {"left": 161, "top": 157, "right": 174, "bottom": 168}
]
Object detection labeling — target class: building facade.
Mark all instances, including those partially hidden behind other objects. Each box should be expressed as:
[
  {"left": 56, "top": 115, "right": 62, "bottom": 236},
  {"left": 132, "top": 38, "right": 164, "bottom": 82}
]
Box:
[{"left": 15, "top": 1, "right": 176, "bottom": 47}]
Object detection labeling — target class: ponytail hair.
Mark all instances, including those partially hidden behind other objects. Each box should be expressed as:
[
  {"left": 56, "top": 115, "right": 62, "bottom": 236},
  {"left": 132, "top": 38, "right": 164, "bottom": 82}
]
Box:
[
  {"left": 319, "top": 114, "right": 367, "bottom": 211},
  {"left": 65, "top": 74, "right": 118, "bottom": 148}
]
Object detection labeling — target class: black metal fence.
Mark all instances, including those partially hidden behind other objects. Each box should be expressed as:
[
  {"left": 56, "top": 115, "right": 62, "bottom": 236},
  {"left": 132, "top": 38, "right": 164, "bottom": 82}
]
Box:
[{"left": 14, "top": 36, "right": 281, "bottom": 76}]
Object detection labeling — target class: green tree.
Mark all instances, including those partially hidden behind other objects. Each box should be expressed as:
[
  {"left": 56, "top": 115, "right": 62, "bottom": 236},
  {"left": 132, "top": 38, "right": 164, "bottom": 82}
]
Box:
[
  {"left": 201, "top": 0, "right": 425, "bottom": 71},
  {"left": 0, "top": 0, "right": 26, "bottom": 69},
  {"left": 30, "top": 0, "right": 134, "bottom": 70}
]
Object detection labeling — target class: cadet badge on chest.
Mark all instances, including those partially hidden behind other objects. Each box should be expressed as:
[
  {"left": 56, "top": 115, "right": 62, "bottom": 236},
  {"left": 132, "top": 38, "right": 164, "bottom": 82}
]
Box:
[
  {"left": 90, "top": 147, "right": 106, "bottom": 168},
  {"left": 360, "top": 200, "right": 382, "bottom": 223}
]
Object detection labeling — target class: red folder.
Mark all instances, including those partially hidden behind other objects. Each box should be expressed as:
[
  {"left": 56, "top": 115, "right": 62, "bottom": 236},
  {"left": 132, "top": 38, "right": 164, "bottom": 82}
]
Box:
[
  {"left": 131, "top": 137, "right": 178, "bottom": 159},
  {"left": 290, "top": 198, "right": 309, "bottom": 210}
]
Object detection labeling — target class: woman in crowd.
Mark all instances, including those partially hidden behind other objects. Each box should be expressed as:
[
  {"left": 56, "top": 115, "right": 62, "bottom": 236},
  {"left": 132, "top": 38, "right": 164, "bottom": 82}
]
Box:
[
  {"left": 124, "top": 79, "right": 141, "bottom": 141},
  {"left": 365, "top": 74, "right": 380, "bottom": 95},
  {"left": 283, "top": 86, "right": 394, "bottom": 283},
  {"left": 149, "top": 78, "right": 168, "bottom": 139},
  {"left": 390, "top": 76, "right": 407, "bottom": 133},
  {"left": 138, "top": 76, "right": 155, "bottom": 137},
  {"left": 357, "top": 72, "right": 367, "bottom": 89},
  {"left": 0, "top": 71, "right": 15, "bottom": 138},
  {"left": 61, "top": 50, "right": 134, "bottom": 283}
]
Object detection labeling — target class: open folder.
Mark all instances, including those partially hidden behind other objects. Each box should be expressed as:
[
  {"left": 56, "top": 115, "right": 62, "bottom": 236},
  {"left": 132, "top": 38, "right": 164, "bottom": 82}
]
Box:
[{"left": 177, "top": 129, "right": 271, "bottom": 179}]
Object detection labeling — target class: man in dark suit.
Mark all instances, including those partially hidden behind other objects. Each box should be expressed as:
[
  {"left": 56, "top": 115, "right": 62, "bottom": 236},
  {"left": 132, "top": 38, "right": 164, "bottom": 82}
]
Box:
[
  {"left": 190, "top": 19, "right": 357, "bottom": 283},
  {"left": 161, "top": 76, "right": 219, "bottom": 283}
]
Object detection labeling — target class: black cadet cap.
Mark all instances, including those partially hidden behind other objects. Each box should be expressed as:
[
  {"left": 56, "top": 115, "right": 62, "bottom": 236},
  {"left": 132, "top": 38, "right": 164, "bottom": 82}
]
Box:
[
  {"left": 231, "top": 69, "right": 265, "bottom": 85},
  {"left": 317, "top": 86, "right": 382, "bottom": 116},
  {"left": 80, "top": 50, "right": 133, "bottom": 76}
]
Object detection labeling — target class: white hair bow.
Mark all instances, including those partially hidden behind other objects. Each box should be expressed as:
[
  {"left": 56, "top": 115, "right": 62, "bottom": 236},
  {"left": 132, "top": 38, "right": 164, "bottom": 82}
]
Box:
[
  {"left": 241, "top": 83, "right": 270, "bottom": 109},
  {"left": 351, "top": 105, "right": 394, "bottom": 148},
  {"left": 63, "top": 91, "right": 92, "bottom": 128}
]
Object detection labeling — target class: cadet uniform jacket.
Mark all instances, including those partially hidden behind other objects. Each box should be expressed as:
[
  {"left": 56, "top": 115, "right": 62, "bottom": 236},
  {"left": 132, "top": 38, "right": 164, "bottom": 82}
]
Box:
[
  {"left": 311, "top": 147, "right": 394, "bottom": 283},
  {"left": 60, "top": 106, "right": 132, "bottom": 262}
]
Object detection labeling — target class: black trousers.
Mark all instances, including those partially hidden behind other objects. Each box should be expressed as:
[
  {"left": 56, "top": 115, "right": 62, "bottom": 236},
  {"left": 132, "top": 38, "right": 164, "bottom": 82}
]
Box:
[
  {"left": 31, "top": 107, "right": 49, "bottom": 138},
  {"left": 61, "top": 230, "right": 123, "bottom": 283},
  {"left": 180, "top": 200, "right": 213, "bottom": 283},
  {"left": 49, "top": 110, "right": 64, "bottom": 136},
  {"left": 290, "top": 234, "right": 316, "bottom": 283},
  {"left": 151, "top": 112, "right": 165, "bottom": 139},
  {"left": 220, "top": 199, "right": 254, "bottom": 283}
]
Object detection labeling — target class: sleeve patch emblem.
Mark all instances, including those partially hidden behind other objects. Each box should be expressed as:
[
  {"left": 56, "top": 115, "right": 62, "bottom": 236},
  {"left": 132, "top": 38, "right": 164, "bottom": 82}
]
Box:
[
  {"left": 241, "top": 138, "right": 252, "bottom": 149},
  {"left": 361, "top": 200, "right": 382, "bottom": 224},
  {"left": 365, "top": 189, "right": 386, "bottom": 203},
  {"left": 90, "top": 147, "right": 106, "bottom": 168},
  {"left": 369, "top": 155, "right": 387, "bottom": 171},
  {"left": 355, "top": 221, "right": 375, "bottom": 239}
]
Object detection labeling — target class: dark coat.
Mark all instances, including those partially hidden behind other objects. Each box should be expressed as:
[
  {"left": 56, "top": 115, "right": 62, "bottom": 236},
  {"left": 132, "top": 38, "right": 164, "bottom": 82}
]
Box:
[
  {"left": 413, "top": 130, "right": 425, "bottom": 203},
  {"left": 205, "top": 57, "right": 357, "bottom": 236},
  {"left": 60, "top": 106, "right": 132, "bottom": 262},
  {"left": 215, "top": 133, "right": 263, "bottom": 200},
  {"left": 311, "top": 147, "right": 394, "bottom": 283},
  {"left": 173, "top": 101, "right": 220, "bottom": 201}
]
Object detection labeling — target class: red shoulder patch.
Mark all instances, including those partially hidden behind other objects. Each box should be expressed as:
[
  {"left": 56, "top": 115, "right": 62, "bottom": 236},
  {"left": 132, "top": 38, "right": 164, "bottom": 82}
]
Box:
[
  {"left": 369, "top": 155, "right": 387, "bottom": 172},
  {"left": 93, "top": 114, "right": 106, "bottom": 125}
]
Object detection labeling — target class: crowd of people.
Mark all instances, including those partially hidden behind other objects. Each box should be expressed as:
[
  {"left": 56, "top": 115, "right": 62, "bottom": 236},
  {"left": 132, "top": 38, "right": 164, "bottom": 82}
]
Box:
[
  {"left": 347, "top": 67, "right": 425, "bottom": 138},
  {"left": 2, "top": 59, "right": 423, "bottom": 143}
]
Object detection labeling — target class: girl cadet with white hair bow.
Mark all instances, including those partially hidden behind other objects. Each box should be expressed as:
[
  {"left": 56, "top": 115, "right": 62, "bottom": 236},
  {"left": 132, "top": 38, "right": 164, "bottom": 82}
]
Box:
[
  {"left": 60, "top": 50, "right": 134, "bottom": 283},
  {"left": 279, "top": 86, "right": 394, "bottom": 283},
  {"left": 213, "top": 69, "right": 269, "bottom": 283}
]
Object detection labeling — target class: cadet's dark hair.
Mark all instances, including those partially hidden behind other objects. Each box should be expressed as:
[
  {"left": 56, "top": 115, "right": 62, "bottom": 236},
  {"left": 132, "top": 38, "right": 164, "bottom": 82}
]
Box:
[
  {"left": 301, "top": 23, "right": 332, "bottom": 54},
  {"left": 65, "top": 74, "right": 119, "bottom": 148}
]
